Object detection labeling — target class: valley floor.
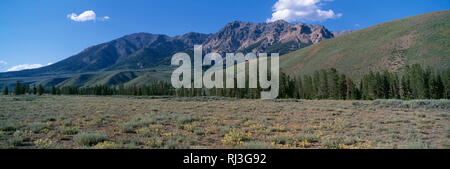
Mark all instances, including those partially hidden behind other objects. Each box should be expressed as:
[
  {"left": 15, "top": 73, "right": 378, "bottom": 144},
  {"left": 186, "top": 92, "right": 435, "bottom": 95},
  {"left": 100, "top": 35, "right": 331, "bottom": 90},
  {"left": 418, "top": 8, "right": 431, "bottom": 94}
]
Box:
[{"left": 0, "top": 95, "right": 448, "bottom": 149}]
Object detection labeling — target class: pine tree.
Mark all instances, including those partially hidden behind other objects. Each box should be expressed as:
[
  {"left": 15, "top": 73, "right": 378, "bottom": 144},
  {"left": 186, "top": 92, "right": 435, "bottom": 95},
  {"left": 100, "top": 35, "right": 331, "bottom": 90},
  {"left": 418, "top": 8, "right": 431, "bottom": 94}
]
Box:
[
  {"left": 302, "top": 75, "right": 313, "bottom": 99},
  {"left": 313, "top": 71, "right": 320, "bottom": 99},
  {"left": 293, "top": 76, "right": 302, "bottom": 99},
  {"left": 38, "top": 84, "right": 44, "bottom": 95},
  {"left": 381, "top": 71, "right": 390, "bottom": 99},
  {"left": 24, "top": 84, "right": 30, "bottom": 94},
  {"left": 14, "top": 81, "right": 22, "bottom": 95},
  {"left": 319, "top": 69, "right": 329, "bottom": 99},
  {"left": 443, "top": 68, "right": 450, "bottom": 99},
  {"left": 410, "top": 64, "right": 425, "bottom": 98},
  {"left": 33, "top": 85, "right": 37, "bottom": 95},
  {"left": 280, "top": 72, "right": 288, "bottom": 98},
  {"left": 328, "top": 68, "right": 339, "bottom": 99},
  {"left": 431, "top": 73, "right": 444, "bottom": 99},
  {"left": 401, "top": 73, "right": 411, "bottom": 99},
  {"left": 338, "top": 74, "right": 347, "bottom": 100},
  {"left": 423, "top": 67, "right": 432, "bottom": 99},
  {"left": 51, "top": 86, "right": 57, "bottom": 95},
  {"left": 391, "top": 74, "right": 401, "bottom": 99},
  {"left": 3, "top": 86, "right": 8, "bottom": 95},
  {"left": 367, "top": 71, "right": 377, "bottom": 99},
  {"left": 360, "top": 75, "right": 369, "bottom": 100}
]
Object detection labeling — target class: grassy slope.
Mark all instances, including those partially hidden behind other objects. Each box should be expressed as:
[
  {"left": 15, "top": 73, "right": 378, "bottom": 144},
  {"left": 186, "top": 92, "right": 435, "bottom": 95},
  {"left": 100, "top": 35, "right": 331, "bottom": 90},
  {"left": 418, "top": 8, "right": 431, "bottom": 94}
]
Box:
[{"left": 280, "top": 10, "right": 450, "bottom": 80}]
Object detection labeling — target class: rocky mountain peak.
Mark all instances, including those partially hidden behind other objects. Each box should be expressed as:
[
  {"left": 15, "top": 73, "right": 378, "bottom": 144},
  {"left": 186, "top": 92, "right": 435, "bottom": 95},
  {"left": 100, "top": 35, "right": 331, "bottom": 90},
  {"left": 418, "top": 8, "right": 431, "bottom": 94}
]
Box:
[{"left": 202, "top": 20, "right": 334, "bottom": 54}]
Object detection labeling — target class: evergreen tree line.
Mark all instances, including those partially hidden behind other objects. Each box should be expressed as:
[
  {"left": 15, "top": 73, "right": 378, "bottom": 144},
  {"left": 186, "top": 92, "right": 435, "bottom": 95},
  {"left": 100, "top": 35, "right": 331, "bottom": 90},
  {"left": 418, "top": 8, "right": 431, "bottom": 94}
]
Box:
[
  {"left": 278, "top": 64, "right": 449, "bottom": 100},
  {"left": 3, "top": 82, "right": 45, "bottom": 95},
  {"left": 3, "top": 64, "right": 449, "bottom": 100}
]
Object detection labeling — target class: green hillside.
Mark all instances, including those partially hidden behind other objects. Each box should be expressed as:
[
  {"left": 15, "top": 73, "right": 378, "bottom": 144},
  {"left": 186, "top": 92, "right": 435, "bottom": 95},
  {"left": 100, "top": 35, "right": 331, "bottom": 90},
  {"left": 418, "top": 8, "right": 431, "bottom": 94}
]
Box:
[{"left": 280, "top": 10, "right": 450, "bottom": 80}]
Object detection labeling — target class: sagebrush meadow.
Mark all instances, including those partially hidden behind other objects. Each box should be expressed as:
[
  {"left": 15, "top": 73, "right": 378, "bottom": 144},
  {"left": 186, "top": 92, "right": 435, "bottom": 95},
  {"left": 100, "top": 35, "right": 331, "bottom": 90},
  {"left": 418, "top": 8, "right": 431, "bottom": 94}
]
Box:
[{"left": 1, "top": 95, "right": 448, "bottom": 149}]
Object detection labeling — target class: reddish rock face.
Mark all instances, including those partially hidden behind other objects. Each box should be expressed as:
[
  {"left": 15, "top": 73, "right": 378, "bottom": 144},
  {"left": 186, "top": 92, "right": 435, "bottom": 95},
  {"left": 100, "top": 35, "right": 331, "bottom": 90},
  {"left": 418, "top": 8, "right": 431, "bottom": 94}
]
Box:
[{"left": 202, "top": 20, "right": 334, "bottom": 54}]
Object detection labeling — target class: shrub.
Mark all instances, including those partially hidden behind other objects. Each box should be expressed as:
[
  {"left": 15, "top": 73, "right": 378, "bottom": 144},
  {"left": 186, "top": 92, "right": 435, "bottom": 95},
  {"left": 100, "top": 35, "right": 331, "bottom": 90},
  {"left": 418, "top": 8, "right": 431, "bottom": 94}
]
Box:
[
  {"left": 398, "top": 141, "right": 430, "bottom": 149},
  {"left": 136, "top": 127, "right": 158, "bottom": 137},
  {"left": 176, "top": 116, "right": 199, "bottom": 125},
  {"left": 164, "top": 139, "right": 190, "bottom": 149},
  {"left": 271, "top": 135, "right": 294, "bottom": 145},
  {"left": 120, "top": 116, "right": 156, "bottom": 133},
  {"left": 60, "top": 128, "right": 79, "bottom": 135},
  {"left": 94, "top": 141, "right": 118, "bottom": 149},
  {"left": 42, "top": 116, "right": 57, "bottom": 122},
  {"left": 221, "top": 129, "right": 251, "bottom": 147},
  {"left": 296, "top": 134, "right": 319, "bottom": 143},
  {"left": 239, "top": 141, "right": 270, "bottom": 149},
  {"left": 146, "top": 136, "right": 163, "bottom": 148},
  {"left": 0, "top": 121, "right": 18, "bottom": 132},
  {"left": 120, "top": 143, "right": 141, "bottom": 149},
  {"left": 34, "top": 138, "right": 58, "bottom": 149},
  {"left": 25, "top": 123, "right": 49, "bottom": 133},
  {"left": 270, "top": 124, "right": 288, "bottom": 132},
  {"left": 321, "top": 139, "right": 340, "bottom": 149},
  {"left": 63, "top": 119, "right": 73, "bottom": 127},
  {"left": 73, "top": 132, "right": 108, "bottom": 146},
  {"left": 7, "top": 137, "right": 23, "bottom": 146},
  {"left": 13, "top": 130, "right": 33, "bottom": 142},
  {"left": 194, "top": 129, "right": 205, "bottom": 136}
]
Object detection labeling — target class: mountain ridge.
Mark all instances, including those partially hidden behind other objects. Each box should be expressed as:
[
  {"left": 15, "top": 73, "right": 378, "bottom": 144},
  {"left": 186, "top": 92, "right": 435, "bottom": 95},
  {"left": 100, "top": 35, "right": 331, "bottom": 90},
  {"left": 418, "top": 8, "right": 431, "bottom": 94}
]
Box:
[
  {"left": 0, "top": 20, "right": 334, "bottom": 88},
  {"left": 0, "top": 20, "right": 332, "bottom": 76}
]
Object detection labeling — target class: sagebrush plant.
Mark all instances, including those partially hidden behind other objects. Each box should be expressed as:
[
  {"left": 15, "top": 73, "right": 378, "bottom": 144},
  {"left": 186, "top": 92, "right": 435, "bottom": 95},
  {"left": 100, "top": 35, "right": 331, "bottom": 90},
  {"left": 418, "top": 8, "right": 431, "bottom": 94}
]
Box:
[
  {"left": 94, "top": 141, "right": 117, "bottom": 149},
  {"left": 7, "top": 137, "right": 23, "bottom": 147},
  {"left": 60, "top": 128, "right": 79, "bottom": 135},
  {"left": 164, "top": 138, "right": 190, "bottom": 149},
  {"left": 13, "top": 130, "right": 33, "bottom": 142},
  {"left": 136, "top": 127, "right": 157, "bottom": 137},
  {"left": 120, "top": 115, "right": 158, "bottom": 133},
  {"left": 34, "top": 138, "right": 58, "bottom": 149},
  {"left": 239, "top": 141, "right": 270, "bottom": 149},
  {"left": 0, "top": 121, "right": 19, "bottom": 132},
  {"left": 221, "top": 128, "right": 252, "bottom": 147},
  {"left": 73, "top": 132, "right": 108, "bottom": 146},
  {"left": 145, "top": 136, "right": 163, "bottom": 148},
  {"left": 26, "top": 123, "right": 49, "bottom": 133}
]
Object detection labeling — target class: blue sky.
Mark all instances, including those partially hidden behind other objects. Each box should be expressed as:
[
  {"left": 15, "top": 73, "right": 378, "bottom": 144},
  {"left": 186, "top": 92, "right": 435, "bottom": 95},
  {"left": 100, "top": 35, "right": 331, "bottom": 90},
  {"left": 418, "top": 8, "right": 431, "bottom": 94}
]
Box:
[{"left": 0, "top": 0, "right": 448, "bottom": 72}]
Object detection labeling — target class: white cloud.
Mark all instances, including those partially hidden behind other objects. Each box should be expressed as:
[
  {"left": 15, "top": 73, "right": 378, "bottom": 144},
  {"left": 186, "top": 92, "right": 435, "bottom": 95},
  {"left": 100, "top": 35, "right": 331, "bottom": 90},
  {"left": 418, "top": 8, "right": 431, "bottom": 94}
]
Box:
[
  {"left": 0, "top": 60, "right": 7, "bottom": 70},
  {"left": 267, "top": 0, "right": 342, "bottom": 22},
  {"left": 99, "top": 16, "right": 110, "bottom": 21},
  {"left": 6, "top": 63, "right": 52, "bottom": 72},
  {"left": 67, "top": 10, "right": 109, "bottom": 22},
  {"left": 67, "top": 10, "right": 97, "bottom": 22}
]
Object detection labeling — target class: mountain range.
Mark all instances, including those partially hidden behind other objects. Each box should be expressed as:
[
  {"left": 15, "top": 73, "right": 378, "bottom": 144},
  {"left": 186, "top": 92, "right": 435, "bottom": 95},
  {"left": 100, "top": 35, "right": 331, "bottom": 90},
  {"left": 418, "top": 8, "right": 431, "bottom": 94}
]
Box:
[
  {"left": 0, "top": 20, "right": 334, "bottom": 88},
  {"left": 0, "top": 10, "right": 449, "bottom": 89}
]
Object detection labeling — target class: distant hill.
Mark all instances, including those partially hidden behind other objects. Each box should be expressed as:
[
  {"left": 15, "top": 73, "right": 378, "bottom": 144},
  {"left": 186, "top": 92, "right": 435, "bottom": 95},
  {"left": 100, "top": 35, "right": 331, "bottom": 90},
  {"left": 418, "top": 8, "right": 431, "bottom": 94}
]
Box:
[
  {"left": 0, "top": 20, "right": 333, "bottom": 88},
  {"left": 280, "top": 10, "right": 450, "bottom": 80}
]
